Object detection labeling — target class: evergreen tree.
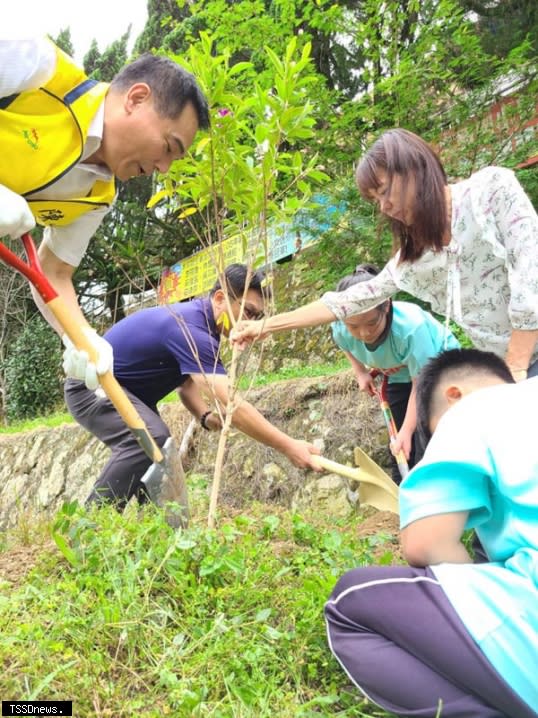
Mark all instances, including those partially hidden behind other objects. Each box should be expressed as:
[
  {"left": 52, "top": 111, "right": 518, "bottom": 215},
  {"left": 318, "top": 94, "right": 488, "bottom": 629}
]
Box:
[
  {"left": 95, "top": 28, "right": 131, "bottom": 81},
  {"left": 134, "top": 0, "right": 195, "bottom": 56},
  {"left": 84, "top": 29, "right": 131, "bottom": 82},
  {"left": 83, "top": 39, "right": 102, "bottom": 76},
  {"left": 52, "top": 27, "right": 75, "bottom": 57}
]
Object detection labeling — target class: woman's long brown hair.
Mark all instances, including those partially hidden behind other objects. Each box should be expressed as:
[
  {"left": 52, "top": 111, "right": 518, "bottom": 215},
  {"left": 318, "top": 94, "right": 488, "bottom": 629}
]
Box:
[{"left": 355, "top": 129, "right": 448, "bottom": 262}]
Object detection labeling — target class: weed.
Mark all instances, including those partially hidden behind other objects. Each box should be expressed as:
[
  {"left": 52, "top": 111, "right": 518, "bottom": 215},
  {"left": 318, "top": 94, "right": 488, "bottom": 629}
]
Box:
[{"left": 0, "top": 502, "right": 397, "bottom": 717}]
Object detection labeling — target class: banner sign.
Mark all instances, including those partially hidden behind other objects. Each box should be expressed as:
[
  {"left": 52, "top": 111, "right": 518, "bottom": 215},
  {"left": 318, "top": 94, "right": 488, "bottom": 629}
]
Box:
[{"left": 158, "top": 196, "right": 344, "bottom": 304}]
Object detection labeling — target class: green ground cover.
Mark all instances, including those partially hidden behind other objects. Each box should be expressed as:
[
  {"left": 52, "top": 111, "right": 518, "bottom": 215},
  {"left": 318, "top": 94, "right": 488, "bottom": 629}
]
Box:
[{"left": 0, "top": 490, "right": 398, "bottom": 717}]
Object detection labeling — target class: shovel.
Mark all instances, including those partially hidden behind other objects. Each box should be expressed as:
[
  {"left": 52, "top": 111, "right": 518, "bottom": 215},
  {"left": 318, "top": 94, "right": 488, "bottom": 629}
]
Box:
[
  {"left": 370, "top": 370, "right": 409, "bottom": 480},
  {"left": 312, "top": 447, "right": 399, "bottom": 514},
  {"left": 141, "top": 437, "right": 189, "bottom": 528},
  {"left": 0, "top": 233, "right": 188, "bottom": 527}
]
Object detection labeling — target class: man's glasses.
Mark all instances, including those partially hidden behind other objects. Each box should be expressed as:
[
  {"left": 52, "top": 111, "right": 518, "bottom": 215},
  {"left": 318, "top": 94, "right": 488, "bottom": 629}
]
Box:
[{"left": 243, "top": 303, "right": 265, "bottom": 321}]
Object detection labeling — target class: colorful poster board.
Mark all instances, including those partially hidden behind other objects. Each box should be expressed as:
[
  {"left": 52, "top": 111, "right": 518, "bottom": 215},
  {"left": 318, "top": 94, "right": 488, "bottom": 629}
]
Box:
[{"left": 158, "top": 196, "right": 344, "bottom": 303}]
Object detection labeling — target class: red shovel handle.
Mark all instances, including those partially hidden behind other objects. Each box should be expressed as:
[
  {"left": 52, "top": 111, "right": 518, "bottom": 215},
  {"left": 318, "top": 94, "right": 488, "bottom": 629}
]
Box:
[{"left": 369, "top": 370, "right": 409, "bottom": 479}]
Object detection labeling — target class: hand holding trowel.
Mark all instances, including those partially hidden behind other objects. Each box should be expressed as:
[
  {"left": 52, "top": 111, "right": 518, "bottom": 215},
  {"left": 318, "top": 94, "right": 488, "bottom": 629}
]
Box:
[
  {"left": 0, "top": 233, "right": 188, "bottom": 528},
  {"left": 311, "top": 447, "right": 399, "bottom": 514}
]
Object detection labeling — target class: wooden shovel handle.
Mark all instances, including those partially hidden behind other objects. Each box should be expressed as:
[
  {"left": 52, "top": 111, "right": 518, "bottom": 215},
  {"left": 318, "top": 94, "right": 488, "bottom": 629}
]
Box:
[
  {"left": 313, "top": 455, "right": 360, "bottom": 481},
  {"left": 48, "top": 296, "right": 164, "bottom": 465}
]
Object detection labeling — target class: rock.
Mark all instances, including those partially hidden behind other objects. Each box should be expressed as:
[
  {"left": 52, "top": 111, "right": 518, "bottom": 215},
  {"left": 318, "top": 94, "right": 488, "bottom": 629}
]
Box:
[{"left": 292, "top": 473, "right": 355, "bottom": 517}]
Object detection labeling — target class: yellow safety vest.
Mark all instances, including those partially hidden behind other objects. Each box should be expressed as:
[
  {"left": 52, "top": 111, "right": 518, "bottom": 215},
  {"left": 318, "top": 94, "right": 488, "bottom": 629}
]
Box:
[{"left": 0, "top": 41, "right": 116, "bottom": 227}]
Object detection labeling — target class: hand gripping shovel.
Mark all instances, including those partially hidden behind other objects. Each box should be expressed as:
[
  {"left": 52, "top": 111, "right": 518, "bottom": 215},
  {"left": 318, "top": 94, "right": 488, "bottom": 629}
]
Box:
[
  {"left": 312, "top": 448, "right": 399, "bottom": 514},
  {"left": 0, "top": 233, "right": 188, "bottom": 528}
]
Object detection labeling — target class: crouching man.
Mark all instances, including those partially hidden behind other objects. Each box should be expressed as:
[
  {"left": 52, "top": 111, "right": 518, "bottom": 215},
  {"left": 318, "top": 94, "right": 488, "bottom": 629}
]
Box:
[{"left": 66, "top": 264, "right": 320, "bottom": 509}]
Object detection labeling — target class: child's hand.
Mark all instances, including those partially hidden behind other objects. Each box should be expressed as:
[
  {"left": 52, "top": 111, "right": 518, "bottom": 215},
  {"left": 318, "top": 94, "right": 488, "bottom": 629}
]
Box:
[
  {"left": 391, "top": 428, "right": 413, "bottom": 460},
  {"left": 355, "top": 371, "right": 376, "bottom": 396}
]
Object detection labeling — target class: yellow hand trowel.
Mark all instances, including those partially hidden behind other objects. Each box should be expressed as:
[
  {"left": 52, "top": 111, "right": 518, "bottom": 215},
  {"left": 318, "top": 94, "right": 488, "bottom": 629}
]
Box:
[{"left": 312, "top": 447, "right": 399, "bottom": 514}]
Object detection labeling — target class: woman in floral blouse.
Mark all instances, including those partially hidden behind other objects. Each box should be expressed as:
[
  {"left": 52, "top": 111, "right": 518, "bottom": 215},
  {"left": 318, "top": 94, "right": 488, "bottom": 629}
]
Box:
[{"left": 232, "top": 128, "right": 538, "bottom": 381}]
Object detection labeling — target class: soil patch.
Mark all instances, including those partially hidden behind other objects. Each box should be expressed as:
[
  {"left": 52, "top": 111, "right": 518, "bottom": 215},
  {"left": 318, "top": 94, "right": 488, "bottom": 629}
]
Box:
[
  {"left": 356, "top": 509, "right": 402, "bottom": 562},
  {"left": 0, "top": 540, "right": 56, "bottom": 588},
  {"left": 356, "top": 509, "right": 399, "bottom": 539}
]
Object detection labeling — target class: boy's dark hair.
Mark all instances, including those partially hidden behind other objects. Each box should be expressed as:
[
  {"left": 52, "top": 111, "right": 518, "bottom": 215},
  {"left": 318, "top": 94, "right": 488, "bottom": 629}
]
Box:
[
  {"left": 210, "top": 264, "right": 271, "bottom": 301},
  {"left": 111, "top": 54, "right": 210, "bottom": 129},
  {"left": 416, "top": 348, "right": 514, "bottom": 443}
]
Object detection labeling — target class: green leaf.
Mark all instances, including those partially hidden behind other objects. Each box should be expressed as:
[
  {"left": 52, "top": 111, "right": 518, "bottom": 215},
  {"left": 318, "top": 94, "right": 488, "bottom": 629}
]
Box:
[
  {"left": 255, "top": 608, "right": 272, "bottom": 622},
  {"left": 177, "top": 206, "right": 198, "bottom": 219},
  {"left": 51, "top": 532, "right": 79, "bottom": 567},
  {"left": 28, "top": 660, "right": 78, "bottom": 700}
]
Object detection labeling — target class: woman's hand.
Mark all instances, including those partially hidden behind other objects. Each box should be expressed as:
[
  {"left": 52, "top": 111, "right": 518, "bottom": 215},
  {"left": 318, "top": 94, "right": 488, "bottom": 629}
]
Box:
[{"left": 230, "top": 319, "right": 268, "bottom": 349}]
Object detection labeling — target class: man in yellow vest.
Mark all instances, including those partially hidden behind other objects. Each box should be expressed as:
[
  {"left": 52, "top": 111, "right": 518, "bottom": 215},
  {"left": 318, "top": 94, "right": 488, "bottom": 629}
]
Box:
[{"left": 0, "top": 37, "right": 209, "bottom": 389}]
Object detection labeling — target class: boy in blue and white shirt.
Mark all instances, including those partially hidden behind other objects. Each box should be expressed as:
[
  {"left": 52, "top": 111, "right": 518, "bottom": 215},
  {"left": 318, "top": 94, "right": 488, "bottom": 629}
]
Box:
[{"left": 325, "top": 348, "right": 538, "bottom": 717}]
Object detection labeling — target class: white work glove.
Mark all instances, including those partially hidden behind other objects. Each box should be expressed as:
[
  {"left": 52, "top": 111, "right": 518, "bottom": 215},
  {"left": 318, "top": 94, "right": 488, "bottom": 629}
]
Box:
[
  {"left": 0, "top": 185, "right": 36, "bottom": 238},
  {"left": 62, "top": 328, "right": 114, "bottom": 391}
]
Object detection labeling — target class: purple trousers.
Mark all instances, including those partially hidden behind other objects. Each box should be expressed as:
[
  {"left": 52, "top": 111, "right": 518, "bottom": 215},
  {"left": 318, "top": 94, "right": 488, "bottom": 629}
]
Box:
[{"left": 324, "top": 565, "right": 537, "bottom": 718}]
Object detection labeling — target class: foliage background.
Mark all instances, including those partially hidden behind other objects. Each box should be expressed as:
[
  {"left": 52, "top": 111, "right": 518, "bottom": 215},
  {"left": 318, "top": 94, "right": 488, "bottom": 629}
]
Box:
[{"left": 1, "top": 0, "right": 537, "bottom": 422}]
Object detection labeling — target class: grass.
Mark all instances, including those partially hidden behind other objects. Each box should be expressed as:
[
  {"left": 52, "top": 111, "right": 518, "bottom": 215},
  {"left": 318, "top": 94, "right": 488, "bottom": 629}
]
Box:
[
  {"left": 0, "top": 361, "right": 351, "bottom": 433},
  {"left": 0, "top": 411, "right": 74, "bottom": 434},
  {"left": 0, "top": 360, "right": 398, "bottom": 715},
  {"left": 237, "top": 358, "right": 350, "bottom": 389},
  {"left": 0, "top": 484, "right": 398, "bottom": 718}
]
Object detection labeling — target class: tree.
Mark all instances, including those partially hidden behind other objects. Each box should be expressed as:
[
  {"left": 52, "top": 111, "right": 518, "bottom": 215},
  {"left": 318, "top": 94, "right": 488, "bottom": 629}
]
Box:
[
  {"left": 83, "top": 39, "right": 102, "bottom": 76},
  {"left": 84, "top": 29, "right": 131, "bottom": 81},
  {"left": 52, "top": 27, "right": 75, "bottom": 57},
  {"left": 0, "top": 257, "right": 36, "bottom": 423},
  {"left": 97, "top": 29, "right": 131, "bottom": 81},
  {"left": 150, "top": 33, "right": 328, "bottom": 526},
  {"left": 75, "top": 176, "right": 159, "bottom": 326},
  {"left": 3, "top": 315, "right": 64, "bottom": 422},
  {"left": 134, "top": 0, "right": 198, "bottom": 56},
  {"left": 340, "top": 0, "right": 538, "bottom": 174},
  {"left": 73, "top": 0, "right": 537, "bottom": 333},
  {"left": 459, "top": 0, "right": 538, "bottom": 57}
]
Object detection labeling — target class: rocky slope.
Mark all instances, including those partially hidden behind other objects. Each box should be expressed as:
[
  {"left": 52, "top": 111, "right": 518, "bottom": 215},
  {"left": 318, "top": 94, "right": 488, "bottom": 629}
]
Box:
[{"left": 0, "top": 371, "right": 392, "bottom": 530}]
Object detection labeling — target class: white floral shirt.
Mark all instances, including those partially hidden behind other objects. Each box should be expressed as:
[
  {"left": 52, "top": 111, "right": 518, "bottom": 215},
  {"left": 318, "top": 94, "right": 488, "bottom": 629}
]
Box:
[{"left": 321, "top": 167, "right": 538, "bottom": 363}]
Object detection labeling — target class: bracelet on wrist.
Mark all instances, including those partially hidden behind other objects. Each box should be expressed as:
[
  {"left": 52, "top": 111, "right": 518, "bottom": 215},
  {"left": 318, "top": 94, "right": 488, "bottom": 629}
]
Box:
[{"left": 200, "top": 410, "right": 212, "bottom": 430}]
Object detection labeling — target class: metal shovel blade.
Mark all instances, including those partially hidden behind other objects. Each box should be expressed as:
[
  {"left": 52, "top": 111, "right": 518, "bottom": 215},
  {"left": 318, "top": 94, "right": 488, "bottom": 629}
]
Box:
[
  {"left": 141, "top": 437, "right": 189, "bottom": 528},
  {"left": 313, "top": 449, "right": 399, "bottom": 514},
  {"left": 353, "top": 446, "right": 399, "bottom": 514}
]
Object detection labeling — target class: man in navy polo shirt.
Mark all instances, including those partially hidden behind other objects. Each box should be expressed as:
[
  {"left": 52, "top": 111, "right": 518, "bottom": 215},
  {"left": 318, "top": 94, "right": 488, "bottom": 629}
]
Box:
[{"left": 65, "top": 264, "right": 320, "bottom": 509}]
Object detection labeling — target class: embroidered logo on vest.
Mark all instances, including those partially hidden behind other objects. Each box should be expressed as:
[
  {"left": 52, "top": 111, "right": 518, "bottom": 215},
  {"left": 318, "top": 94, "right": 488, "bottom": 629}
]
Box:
[
  {"left": 38, "top": 209, "right": 65, "bottom": 222},
  {"left": 22, "top": 128, "right": 39, "bottom": 150}
]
